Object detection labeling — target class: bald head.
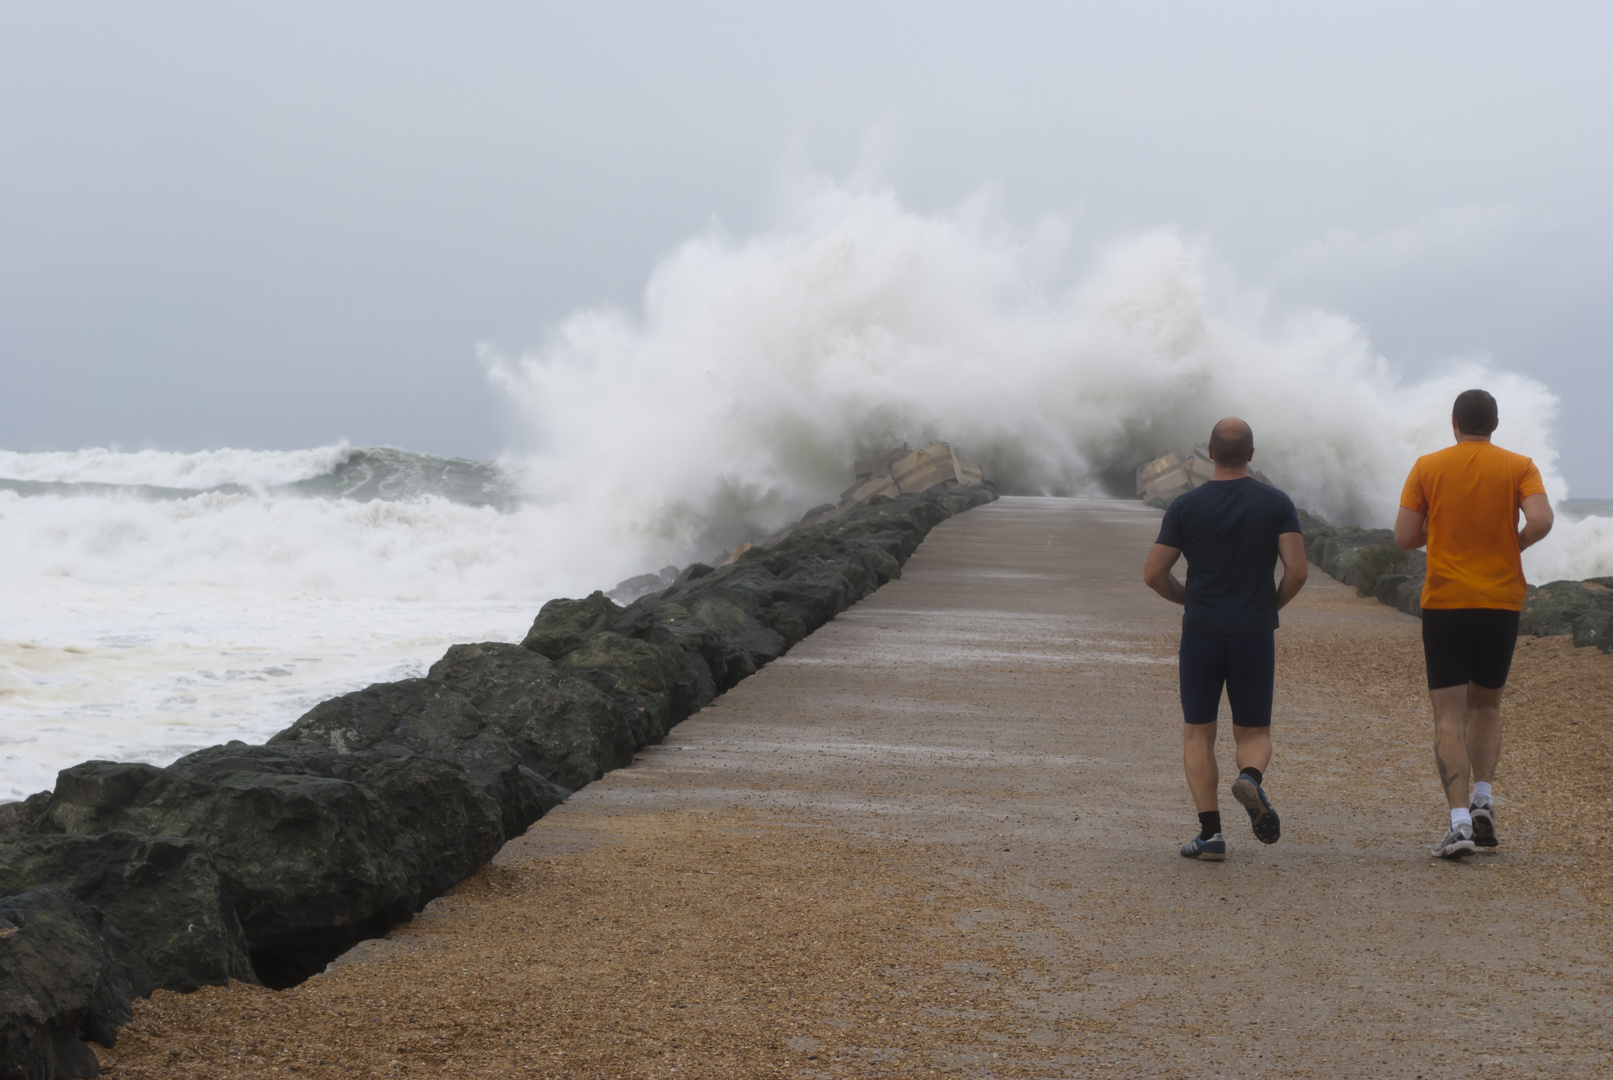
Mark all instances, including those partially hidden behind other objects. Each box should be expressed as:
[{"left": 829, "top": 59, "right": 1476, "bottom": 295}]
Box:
[{"left": 1208, "top": 417, "right": 1254, "bottom": 467}]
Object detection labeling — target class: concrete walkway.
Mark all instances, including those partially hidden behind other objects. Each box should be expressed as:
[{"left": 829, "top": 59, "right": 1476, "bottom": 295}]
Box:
[{"left": 106, "top": 496, "right": 1613, "bottom": 1079}]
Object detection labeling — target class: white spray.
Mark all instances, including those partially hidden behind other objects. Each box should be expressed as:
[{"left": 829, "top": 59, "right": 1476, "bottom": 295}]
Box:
[{"left": 490, "top": 180, "right": 1599, "bottom": 580}]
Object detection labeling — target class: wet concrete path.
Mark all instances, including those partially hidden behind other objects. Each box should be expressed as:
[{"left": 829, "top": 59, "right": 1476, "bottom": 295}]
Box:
[{"left": 556, "top": 495, "right": 1613, "bottom": 1076}]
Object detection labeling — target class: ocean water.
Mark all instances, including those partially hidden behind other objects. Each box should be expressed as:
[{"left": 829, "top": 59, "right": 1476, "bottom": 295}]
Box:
[{"left": 5, "top": 183, "right": 1610, "bottom": 801}]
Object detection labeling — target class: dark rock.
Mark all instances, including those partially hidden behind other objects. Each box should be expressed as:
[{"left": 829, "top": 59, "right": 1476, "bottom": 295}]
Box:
[
  {"left": 0, "top": 832, "right": 254, "bottom": 993},
  {"left": 1298, "top": 510, "right": 1426, "bottom": 618},
  {"left": 615, "top": 588, "right": 784, "bottom": 693},
  {"left": 0, "top": 794, "right": 49, "bottom": 838},
  {"left": 607, "top": 566, "right": 680, "bottom": 605},
  {"left": 601, "top": 486, "right": 993, "bottom": 713},
  {"left": 674, "top": 563, "right": 715, "bottom": 585},
  {"left": 35, "top": 748, "right": 480, "bottom": 988},
  {"left": 521, "top": 592, "right": 624, "bottom": 661},
  {"left": 0, "top": 886, "right": 153, "bottom": 1078},
  {"left": 331, "top": 752, "right": 506, "bottom": 920},
  {"left": 1521, "top": 580, "right": 1613, "bottom": 654},
  {"left": 1373, "top": 573, "right": 1410, "bottom": 607},
  {"left": 711, "top": 563, "right": 843, "bottom": 649},
  {"left": 1310, "top": 527, "right": 1396, "bottom": 584},
  {"left": 1393, "top": 572, "right": 1425, "bottom": 617},
  {"left": 1296, "top": 510, "right": 1394, "bottom": 583},
  {"left": 427, "top": 643, "right": 632, "bottom": 791},
  {"left": 1295, "top": 507, "right": 1333, "bottom": 541},
  {"left": 270, "top": 679, "right": 564, "bottom": 840},
  {"left": 554, "top": 632, "right": 688, "bottom": 747},
  {"left": 38, "top": 764, "right": 169, "bottom": 839}
]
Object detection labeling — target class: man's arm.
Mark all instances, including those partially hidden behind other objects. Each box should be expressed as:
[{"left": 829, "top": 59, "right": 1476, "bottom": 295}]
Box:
[
  {"left": 1276, "top": 531, "right": 1309, "bottom": 610},
  {"left": 1519, "top": 493, "right": 1553, "bottom": 551},
  {"left": 1143, "top": 543, "right": 1186, "bottom": 606},
  {"left": 1394, "top": 507, "right": 1427, "bottom": 551}
]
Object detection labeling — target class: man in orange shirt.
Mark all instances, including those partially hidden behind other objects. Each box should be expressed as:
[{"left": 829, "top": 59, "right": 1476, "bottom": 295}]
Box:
[{"left": 1395, "top": 389, "right": 1553, "bottom": 859}]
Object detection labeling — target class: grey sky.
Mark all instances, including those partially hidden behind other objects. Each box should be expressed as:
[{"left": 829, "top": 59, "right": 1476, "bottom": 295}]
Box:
[{"left": 3, "top": 2, "right": 1609, "bottom": 492}]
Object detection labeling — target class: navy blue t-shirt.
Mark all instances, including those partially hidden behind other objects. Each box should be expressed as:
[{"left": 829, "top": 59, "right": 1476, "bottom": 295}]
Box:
[{"left": 1156, "top": 477, "right": 1302, "bottom": 635}]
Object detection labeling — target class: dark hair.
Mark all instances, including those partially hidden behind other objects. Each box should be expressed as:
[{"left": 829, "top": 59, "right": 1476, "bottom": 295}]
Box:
[
  {"left": 1208, "top": 419, "right": 1253, "bottom": 467},
  {"left": 1453, "top": 389, "right": 1498, "bottom": 436}
]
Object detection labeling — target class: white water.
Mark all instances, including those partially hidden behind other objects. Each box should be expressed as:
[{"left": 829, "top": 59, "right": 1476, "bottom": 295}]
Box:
[
  {"left": 0, "top": 490, "right": 648, "bottom": 800},
  {"left": 4, "top": 180, "right": 1610, "bottom": 800},
  {"left": 0, "top": 445, "right": 352, "bottom": 490}
]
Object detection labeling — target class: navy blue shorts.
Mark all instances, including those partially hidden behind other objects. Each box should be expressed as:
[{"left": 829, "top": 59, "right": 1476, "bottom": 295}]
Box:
[{"left": 1179, "top": 632, "right": 1275, "bottom": 727}]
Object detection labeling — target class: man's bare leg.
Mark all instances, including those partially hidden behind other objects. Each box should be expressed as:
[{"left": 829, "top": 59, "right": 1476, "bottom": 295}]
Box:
[
  {"left": 1183, "top": 723, "right": 1219, "bottom": 813},
  {"left": 1466, "top": 683, "right": 1504, "bottom": 785},
  {"left": 1229, "top": 723, "right": 1281, "bottom": 843},
  {"left": 1232, "top": 724, "right": 1271, "bottom": 775},
  {"left": 1430, "top": 685, "right": 1472, "bottom": 808},
  {"left": 1465, "top": 682, "right": 1504, "bottom": 848}
]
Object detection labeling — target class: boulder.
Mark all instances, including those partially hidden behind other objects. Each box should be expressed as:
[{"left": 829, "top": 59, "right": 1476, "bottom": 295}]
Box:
[
  {"left": 612, "top": 584, "right": 785, "bottom": 693},
  {"left": 854, "top": 447, "right": 909, "bottom": 479},
  {"left": 0, "top": 886, "right": 153, "bottom": 1079},
  {"left": 521, "top": 592, "right": 624, "bottom": 661},
  {"left": 1373, "top": 573, "right": 1410, "bottom": 607},
  {"left": 427, "top": 643, "right": 633, "bottom": 791},
  {"left": 1308, "top": 527, "right": 1396, "bottom": 585},
  {"left": 270, "top": 679, "right": 567, "bottom": 840},
  {"left": 1136, "top": 450, "right": 1184, "bottom": 495},
  {"left": 0, "top": 832, "right": 253, "bottom": 993},
  {"left": 1521, "top": 580, "right": 1613, "bottom": 653},
  {"left": 35, "top": 748, "right": 491, "bottom": 988},
  {"left": 1390, "top": 571, "right": 1426, "bottom": 617},
  {"left": 840, "top": 444, "right": 985, "bottom": 506},
  {"left": 887, "top": 444, "right": 958, "bottom": 494},
  {"left": 675, "top": 563, "right": 715, "bottom": 585},
  {"left": 607, "top": 566, "right": 680, "bottom": 605},
  {"left": 0, "top": 794, "right": 49, "bottom": 838},
  {"left": 553, "top": 632, "right": 688, "bottom": 748}
]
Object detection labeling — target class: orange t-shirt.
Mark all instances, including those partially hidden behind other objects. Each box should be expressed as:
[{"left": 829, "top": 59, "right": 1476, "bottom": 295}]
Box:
[{"left": 1399, "top": 441, "right": 1546, "bottom": 611}]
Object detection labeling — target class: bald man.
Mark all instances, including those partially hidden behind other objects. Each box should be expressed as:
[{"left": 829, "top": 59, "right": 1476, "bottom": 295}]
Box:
[{"left": 1144, "top": 419, "right": 1309, "bottom": 860}]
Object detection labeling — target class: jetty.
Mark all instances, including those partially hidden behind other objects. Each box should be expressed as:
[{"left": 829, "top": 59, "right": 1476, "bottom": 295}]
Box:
[{"left": 90, "top": 496, "right": 1613, "bottom": 1078}]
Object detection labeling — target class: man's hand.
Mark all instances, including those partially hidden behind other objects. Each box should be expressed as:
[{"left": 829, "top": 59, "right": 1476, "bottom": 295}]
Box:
[
  {"left": 1143, "top": 543, "right": 1186, "bottom": 606},
  {"left": 1276, "top": 531, "right": 1309, "bottom": 610},
  {"left": 1519, "top": 493, "right": 1553, "bottom": 551},
  {"left": 1394, "top": 507, "right": 1428, "bottom": 551}
]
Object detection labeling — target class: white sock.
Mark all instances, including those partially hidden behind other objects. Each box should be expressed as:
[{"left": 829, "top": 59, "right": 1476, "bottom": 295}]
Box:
[
  {"left": 1473, "top": 781, "right": 1493, "bottom": 802},
  {"left": 1451, "top": 807, "right": 1473, "bottom": 830}
]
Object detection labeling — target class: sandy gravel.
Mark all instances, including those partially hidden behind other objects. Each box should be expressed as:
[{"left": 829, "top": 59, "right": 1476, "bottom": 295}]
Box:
[{"left": 99, "top": 496, "right": 1613, "bottom": 1078}]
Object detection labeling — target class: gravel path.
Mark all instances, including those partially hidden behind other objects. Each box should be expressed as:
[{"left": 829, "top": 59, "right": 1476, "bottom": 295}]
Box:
[{"left": 102, "top": 496, "right": 1613, "bottom": 1078}]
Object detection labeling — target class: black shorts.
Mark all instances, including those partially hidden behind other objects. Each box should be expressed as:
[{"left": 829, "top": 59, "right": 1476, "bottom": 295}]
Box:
[
  {"left": 1421, "top": 608, "right": 1521, "bottom": 691},
  {"left": 1179, "top": 631, "right": 1275, "bottom": 727}
]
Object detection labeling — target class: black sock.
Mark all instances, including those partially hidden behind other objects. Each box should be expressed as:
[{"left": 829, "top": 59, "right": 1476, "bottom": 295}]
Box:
[
  {"left": 1240, "top": 766, "right": 1264, "bottom": 786},
  {"left": 1198, "top": 811, "right": 1222, "bottom": 840}
]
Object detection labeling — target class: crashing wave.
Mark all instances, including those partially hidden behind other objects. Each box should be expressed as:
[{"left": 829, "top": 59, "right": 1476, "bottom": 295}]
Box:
[{"left": 0, "top": 445, "right": 518, "bottom": 509}]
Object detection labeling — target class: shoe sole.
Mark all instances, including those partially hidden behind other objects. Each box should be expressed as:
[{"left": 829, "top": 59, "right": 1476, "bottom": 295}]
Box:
[
  {"left": 1471, "top": 807, "right": 1497, "bottom": 848},
  {"left": 1181, "top": 847, "right": 1226, "bottom": 862},
  {"left": 1231, "top": 777, "right": 1281, "bottom": 845},
  {"left": 1432, "top": 840, "right": 1477, "bottom": 859}
]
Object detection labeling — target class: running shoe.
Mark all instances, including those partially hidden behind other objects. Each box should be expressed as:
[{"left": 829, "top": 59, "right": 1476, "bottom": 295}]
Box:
[
  {"left": 1180, "top": 833, "right": 1226, "bottom": 861},
  {"left": 1431, "top": 823, "right": 1477, "bottom": 859},
  {"left": 1231, "top": 775, "right": 1281, "bottom": 844},
  {"left": 1470, "top": 794, "right": 1498, "bottom": 850}
]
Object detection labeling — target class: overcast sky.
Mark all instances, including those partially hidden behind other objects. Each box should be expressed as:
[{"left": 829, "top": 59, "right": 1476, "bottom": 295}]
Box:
[{"left": 2, "top": 2, "right": 1609, "bottom": 493}]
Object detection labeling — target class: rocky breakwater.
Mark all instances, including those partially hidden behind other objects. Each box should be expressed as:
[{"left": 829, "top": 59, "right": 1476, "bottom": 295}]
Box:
[
  {"left": 0, "top": 449, "right": 993, "bottom": 1079},
  {"left": 1299, "top": 510, "right": 1613, "bottom": 653}
]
